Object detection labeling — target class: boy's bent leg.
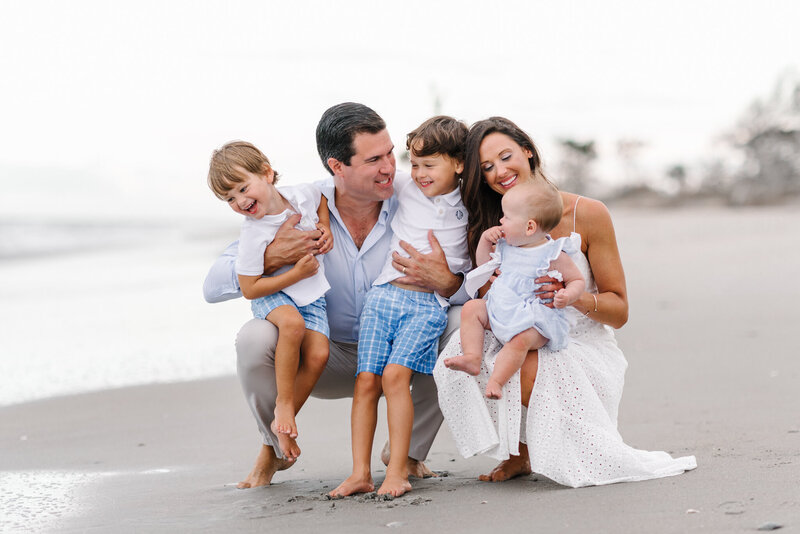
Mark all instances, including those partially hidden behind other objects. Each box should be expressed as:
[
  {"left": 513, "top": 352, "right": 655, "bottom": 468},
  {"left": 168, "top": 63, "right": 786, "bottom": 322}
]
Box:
[
  {"left": 308, "top": 340, "right": 358, "bottom": 399},
  {"left": 235, "top": 318, "right": 291, "bottom": 487}
]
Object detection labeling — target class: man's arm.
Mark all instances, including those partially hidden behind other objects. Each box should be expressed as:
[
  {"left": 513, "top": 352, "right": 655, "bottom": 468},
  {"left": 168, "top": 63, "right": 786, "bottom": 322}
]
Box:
[
  {"left": 391, "top": 230, "right": 465, "bottom": 300},
  {"left": 262, "top": 213, "right": 323, "bottom": 275},
  {"left": 203, "top": 213, "right": 323, "bottom": 303},
  {"left": 203, "top": 241, "right": 242, "bottom": 303}
]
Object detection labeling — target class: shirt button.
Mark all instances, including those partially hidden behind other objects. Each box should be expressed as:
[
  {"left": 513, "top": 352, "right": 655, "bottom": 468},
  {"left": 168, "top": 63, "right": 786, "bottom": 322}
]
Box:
[
  {"left": 438, "top": 209, "right": 444, "bottom": 214},
  {"left": 435, "top": 198, "right": 440, "bottom": 203}
]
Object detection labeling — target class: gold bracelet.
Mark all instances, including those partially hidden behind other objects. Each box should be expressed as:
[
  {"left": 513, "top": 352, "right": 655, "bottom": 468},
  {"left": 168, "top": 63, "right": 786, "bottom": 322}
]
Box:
[{"left": 584, "top": 293, "right": 599, "bottom": 316}]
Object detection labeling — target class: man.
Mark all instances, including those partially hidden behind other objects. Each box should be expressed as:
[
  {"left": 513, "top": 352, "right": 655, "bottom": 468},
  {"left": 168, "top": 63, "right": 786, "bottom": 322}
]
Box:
[{"left": 203, "top": 102, "right": 467, "bottom": 488}]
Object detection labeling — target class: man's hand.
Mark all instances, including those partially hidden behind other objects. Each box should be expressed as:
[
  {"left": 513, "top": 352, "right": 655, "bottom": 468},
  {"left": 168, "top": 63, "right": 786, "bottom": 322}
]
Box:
[
  {"left": 535, "top": 274, "right": 566, "bottom": 308},
  {"left": 392, "top": 230, "right": 462, "bottom": 298},
  {"left": 263, "top": 214, "right": 323, "bottom": 275}
]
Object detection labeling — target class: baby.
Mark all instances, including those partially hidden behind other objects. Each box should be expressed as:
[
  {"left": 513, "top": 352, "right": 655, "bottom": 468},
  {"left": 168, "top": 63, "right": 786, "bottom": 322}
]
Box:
[
  {"left": 207, "top": 141, "right": 331, "bottom": 460},
  {"left": 444, "top": 180, "right": 584, "bottom": 399}
]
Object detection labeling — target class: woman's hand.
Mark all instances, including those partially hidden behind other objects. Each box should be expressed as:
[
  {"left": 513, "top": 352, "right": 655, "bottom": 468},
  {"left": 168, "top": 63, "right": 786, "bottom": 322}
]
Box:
[
  {"left": 316, "top": 223, "right": 333, "bottom": 254},
  {"left": 535, "top": 274, "right": 566, "bottom": 308},
  {"left": 392, "top": 230, "right": 462, "bottom": 298},
  {"left": 263, "top": 214, "right": 323, "bottom": 274}
]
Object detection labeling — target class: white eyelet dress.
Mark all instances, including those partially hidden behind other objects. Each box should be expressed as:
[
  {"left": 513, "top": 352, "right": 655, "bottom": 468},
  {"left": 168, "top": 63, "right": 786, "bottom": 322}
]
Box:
[{"left": 433, "top": 212, "right": 697, "bottom": 487}]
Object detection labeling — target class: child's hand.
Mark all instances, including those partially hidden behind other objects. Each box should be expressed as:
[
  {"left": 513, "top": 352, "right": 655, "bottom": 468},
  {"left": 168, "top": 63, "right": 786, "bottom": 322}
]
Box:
[
  {"left": 292, "top": 254, "right": 320, "bottom": 280},
  {"left": 316, "top": 224, "right": 333, "bottom": 254},
  {"left": 481, "top": 226, "right": 504, "bottom": 245},
  {"left": 553, "top": 289, "right": 569, "bottom": 309}
]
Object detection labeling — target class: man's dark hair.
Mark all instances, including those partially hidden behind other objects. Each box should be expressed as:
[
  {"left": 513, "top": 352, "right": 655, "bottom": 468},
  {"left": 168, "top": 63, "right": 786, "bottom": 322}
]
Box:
[{"left": 316, "top": 102, "right": 386, "bottom": 175}]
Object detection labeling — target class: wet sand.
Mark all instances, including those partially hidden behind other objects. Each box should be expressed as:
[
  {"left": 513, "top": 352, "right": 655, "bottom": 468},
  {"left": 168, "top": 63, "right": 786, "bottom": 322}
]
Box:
[{"left": 2, "top": 206, "right": 799, "bottom": 533}]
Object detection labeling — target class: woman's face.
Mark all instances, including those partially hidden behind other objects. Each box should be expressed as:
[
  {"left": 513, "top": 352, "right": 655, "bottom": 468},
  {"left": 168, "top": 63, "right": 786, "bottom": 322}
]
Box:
[{"left": 478, "top": 132, "right": 535, "bottom": 195}]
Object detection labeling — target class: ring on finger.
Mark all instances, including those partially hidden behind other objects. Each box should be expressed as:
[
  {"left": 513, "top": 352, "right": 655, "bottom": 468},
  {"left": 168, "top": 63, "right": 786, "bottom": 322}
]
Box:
[{"left": 402, "top": 267, "right": 407, "bottom": 274}]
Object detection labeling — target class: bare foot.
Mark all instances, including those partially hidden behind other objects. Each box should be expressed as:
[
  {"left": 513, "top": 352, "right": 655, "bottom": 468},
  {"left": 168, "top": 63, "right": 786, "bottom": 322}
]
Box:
[
  {"left": 443, "top": 353, "right": 482, "bottom": 376},
  {"left": 237, "top": 444, "right": 295, "bottom": 489},
  {"left": 328, "top": 474, "right": 374, "bottom": 498},
  {"left": 378, "top": 473, "right": 412, "bottom": 497},
  {"left": 275, "top": 432, "right": 301, "bottom": 460},
  {"left": 478, "top": 447, "right": 532, "bottom": 482},
  {"left": 485, "top": 379, "right": 503, "bottom": 399},
  {"left": 380, "top": 441, "right": 437, "bottom": 479},
  {"left": 272, "top": 401, "right": 298, "bottom": 438}
]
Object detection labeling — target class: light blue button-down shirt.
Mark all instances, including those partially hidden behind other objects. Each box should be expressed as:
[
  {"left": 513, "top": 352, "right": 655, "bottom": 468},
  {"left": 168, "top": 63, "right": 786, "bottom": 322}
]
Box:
[{"left": 202, "top": 174, "right": 468, "bottom": 343}]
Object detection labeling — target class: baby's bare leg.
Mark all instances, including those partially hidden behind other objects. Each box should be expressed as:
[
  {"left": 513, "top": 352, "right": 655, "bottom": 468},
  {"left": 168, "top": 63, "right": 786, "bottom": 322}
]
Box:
[
  {"left": 265, "top": 306, "right": 306, "bottom": 458},
  {"left": 378, "top": 364, "right": 414, "bottom": 497},
  {"left": 486, "top": 328, "right": 548, "bottom": 399},
  {"left": 444, "top": 299, "right": 489, "bottom": 375},
  {"left": 329, "top": 372, "right": 382, "bottom": 498}
]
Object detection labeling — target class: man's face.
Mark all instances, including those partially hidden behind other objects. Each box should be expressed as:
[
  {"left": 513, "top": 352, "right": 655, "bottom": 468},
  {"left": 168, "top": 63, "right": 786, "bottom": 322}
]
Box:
[{"left": 332, "top": 129, "right": 396, "bottom": 203}]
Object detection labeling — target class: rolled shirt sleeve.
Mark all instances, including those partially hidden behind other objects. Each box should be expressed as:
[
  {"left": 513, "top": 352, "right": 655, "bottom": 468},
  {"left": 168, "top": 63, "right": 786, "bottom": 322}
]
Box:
[{"left": 202, "top": 241, "right": 242, "bottom": 303}]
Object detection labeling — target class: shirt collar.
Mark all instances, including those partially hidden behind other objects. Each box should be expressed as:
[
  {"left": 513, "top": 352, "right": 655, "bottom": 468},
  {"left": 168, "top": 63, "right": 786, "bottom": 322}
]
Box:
[
  {"left": 315, "top": 177, "right": 395, "bottom": 224},
  {"left": 439, "top": 186, "right": 463, "bottom": 207}
]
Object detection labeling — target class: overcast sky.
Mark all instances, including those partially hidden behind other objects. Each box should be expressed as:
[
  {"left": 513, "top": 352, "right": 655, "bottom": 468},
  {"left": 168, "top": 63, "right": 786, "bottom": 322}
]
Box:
[{"left": 1, "top": 0, "right": 798, "bottom": 221}]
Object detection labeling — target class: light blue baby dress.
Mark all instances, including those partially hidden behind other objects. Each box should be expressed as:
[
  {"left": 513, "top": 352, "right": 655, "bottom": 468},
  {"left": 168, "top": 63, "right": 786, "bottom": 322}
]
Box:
[{"left": 481, "top": 237, "right": 577, "bottom": 348}]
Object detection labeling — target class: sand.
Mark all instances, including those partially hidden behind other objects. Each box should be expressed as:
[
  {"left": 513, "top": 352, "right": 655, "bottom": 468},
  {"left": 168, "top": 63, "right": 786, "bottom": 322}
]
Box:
[{"left": 2, "top": 206, "right": 799, "bottom": 533}]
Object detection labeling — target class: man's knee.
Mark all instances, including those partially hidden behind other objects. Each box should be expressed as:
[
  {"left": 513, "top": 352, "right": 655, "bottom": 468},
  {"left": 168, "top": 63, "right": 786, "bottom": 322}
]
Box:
[{"left": 235, "top": 318, "right": 279, "bottom": 372}]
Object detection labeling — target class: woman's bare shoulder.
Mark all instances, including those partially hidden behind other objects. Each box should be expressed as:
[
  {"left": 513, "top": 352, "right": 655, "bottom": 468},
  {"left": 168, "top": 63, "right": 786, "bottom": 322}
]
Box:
[{"left": 572, "top": 195, "right": 615, "bottom": 236}]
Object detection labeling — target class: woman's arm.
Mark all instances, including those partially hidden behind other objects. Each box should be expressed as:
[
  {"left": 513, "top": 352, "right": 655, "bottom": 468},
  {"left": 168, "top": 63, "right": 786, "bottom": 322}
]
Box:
[
  {"left": 573, "top": 198, "right": 629, "bottom": 328},
  {"left": 238, "top": 254, "right": 320, "bottom": 300}
]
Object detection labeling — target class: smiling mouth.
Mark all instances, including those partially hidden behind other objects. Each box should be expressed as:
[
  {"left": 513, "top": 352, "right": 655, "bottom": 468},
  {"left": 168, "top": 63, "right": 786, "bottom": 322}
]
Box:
[
  {"left": 376, "top": 177, "right": 392, "bottom": 186},
  {"left": 244, "top": 200, "right": 257, "bottom": 214},
  {"left": 418, "top": 179, "right": 433, "bottom": 187},
  {"left": 500, "top": 175, "right": 517, "bottom": 188}
]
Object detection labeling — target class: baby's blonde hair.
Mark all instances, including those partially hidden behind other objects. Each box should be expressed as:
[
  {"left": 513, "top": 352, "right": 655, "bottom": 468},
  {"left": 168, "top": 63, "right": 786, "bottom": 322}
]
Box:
[
  {"left": 207, "top": 141, "right": 279, "bottom": 199},
  {"left": 505, "top": 180, "right": 563, "bottom": 232}
]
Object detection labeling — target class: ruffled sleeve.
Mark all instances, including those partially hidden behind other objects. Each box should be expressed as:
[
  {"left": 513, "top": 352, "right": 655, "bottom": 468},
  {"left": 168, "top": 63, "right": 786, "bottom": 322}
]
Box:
[{"left": 465, "top": 249, "right": 502, "bottom": 297}]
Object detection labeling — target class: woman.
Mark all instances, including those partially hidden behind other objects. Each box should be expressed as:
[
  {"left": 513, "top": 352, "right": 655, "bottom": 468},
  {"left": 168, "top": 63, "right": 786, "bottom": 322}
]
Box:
[{"left": 433, "top": 117, "right": 696, "bottom": 487}]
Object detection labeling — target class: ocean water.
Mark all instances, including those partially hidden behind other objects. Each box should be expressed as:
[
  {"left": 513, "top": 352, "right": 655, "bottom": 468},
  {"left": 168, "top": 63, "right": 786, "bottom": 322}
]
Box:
[{"left": 0, "top": 219, "right": 249, "bottom": 407}]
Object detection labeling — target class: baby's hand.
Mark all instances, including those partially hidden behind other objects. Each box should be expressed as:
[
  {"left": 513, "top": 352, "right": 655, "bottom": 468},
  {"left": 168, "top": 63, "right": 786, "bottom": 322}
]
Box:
[
  {"left": 481, "top": 226, "right": 504, "bottom": 245},
  {"left": 292, "top": 254, "right": 320, "bottom": 280},
  {"left": 553, "top": 289, "right": 569, "bottom": 309},
  {"left": 316, "top": 224, "right": 333, "bottom": 254}
]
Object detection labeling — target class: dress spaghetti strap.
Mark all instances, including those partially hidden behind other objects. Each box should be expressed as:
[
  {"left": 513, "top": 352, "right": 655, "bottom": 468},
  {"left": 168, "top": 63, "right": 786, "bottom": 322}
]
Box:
[{"left": 572, "top": 196, "right": 581, "bottom": 232}]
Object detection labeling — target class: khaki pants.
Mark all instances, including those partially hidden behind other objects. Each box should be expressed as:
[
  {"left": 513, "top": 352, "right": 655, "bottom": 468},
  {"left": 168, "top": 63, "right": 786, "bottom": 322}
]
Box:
[{"left": 235, "top": 306, "right": 462, "bottom": 461}]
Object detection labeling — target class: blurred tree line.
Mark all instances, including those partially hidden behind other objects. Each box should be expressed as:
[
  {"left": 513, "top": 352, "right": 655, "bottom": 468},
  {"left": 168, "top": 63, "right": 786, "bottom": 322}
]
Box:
[{"left": 553, "top": 70, "right": 800, "bottom": 206}]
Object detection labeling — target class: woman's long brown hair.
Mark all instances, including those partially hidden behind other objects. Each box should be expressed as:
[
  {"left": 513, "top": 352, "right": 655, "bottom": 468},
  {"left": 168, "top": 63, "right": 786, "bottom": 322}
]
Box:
[{"left": 460, "top": 117, "right": 549, "bottom": 265}]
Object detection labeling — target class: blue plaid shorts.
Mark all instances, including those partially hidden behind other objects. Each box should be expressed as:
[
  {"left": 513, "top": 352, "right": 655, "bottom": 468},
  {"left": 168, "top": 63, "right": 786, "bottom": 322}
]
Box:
[
  {"left": 251, "top": 293, "right": 329, "bottom": 337},
  {"left": 356, "top": 283, "right": 447, "bottom": 376}
]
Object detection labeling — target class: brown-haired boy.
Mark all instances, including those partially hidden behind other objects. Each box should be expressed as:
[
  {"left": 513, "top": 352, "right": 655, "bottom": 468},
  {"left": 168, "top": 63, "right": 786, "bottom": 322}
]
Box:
[{"left": 330, "top": 116, "right": 471, "bottom": 498}]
